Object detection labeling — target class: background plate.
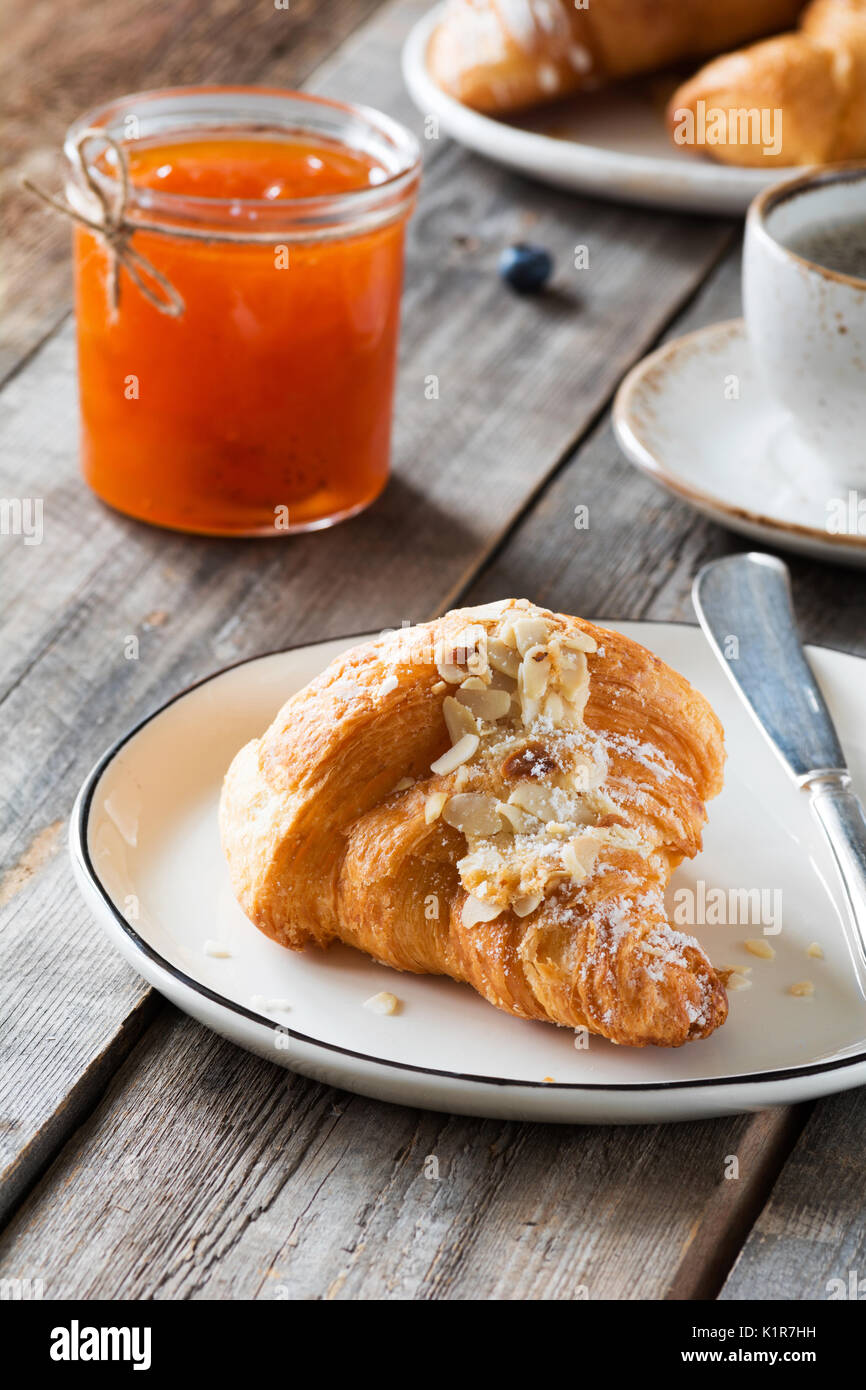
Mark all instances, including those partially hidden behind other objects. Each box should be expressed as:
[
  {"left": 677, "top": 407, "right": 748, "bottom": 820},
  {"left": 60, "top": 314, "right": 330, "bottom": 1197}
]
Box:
[
  {"left": 402, "top": 4, "right": 800, "bottom": 216},
  {"left": 71, "top": 624, "right": 866, "bottom": 1123}
]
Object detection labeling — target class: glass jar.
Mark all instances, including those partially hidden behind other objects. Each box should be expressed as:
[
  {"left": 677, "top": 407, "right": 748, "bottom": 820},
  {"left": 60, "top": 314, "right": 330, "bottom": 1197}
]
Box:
[{"left": 65, "top": 87, "right": 421, "bottom": 535}]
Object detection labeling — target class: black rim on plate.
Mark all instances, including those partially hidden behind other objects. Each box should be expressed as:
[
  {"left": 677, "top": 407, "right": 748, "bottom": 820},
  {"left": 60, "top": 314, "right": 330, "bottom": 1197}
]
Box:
[{"left": 72, "top": 624, "right": 866, "bottom": 1094}]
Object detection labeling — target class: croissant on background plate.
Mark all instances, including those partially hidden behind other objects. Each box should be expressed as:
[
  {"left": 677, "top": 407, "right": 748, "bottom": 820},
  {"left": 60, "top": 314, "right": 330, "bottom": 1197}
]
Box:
[
  {"left": 220, "top": 600, "right": 728, "bottom": 1049},
  {"left": 668, "top": 0, "right": 866, "bottom": 165},
  {"left": 429, "top": 0, "right": 806, "bottom": 114}
]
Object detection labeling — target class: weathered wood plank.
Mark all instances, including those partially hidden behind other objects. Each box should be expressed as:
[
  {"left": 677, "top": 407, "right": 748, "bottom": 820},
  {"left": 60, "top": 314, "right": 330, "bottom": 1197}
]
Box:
[
  {"left": 0, "top": 1006, "right": 806, "bottom": 1300},
  {"left": 0, "top": 0, "right": 737, "bottom": 1225},
  {"left": 2, "top": 0, "right": 386, "bottom": 382},
  {"left": 719, "top": 1087, "right": 866, "bottom": 1301}
]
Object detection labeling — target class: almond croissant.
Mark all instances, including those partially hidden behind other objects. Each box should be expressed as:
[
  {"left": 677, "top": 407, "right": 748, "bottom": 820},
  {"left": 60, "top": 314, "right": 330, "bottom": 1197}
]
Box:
[
  {"left": 428, "top": 0, "right": 805, "bottom": 115},
  {"left": 668, "top": 0, "right": 866, "bottom": 165},
  {"left": 220, "top": 601, "right": 728, "bottom": 1048}
]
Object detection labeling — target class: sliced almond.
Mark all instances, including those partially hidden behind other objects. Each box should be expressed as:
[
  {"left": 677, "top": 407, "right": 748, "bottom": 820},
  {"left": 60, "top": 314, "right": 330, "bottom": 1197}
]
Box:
[
  {"left": 435, "top": 656, "right": 465, "bottom": 684},
  {"left": 558, "top": 648, "right": 588, "bottom": 686},
  {"left": 393, "top": 777, "right": 415, "bottom": 791},
  {"left": 520, "top": 644, "right": 551, "bottom": 700},
  {"left": 562, "top": 832, "right": 602, "bottom": 880},
  {"left": 465, "top": 599, "right": 511, "bottom": 619},
  {"left": 517, "top": 663, "right": 544, "bottom": 726},
  {"left": 513, "top": 617, "right": 550, "bottom": 656},
  {"left": 543, "top": 690, "right": 565, "bottom": 726},
  {"left": 442, "top": 793, "right": 503, "bottom": 837},
  {"left": 507, "top": 781, "right": 562, "bottom": 823},
  {"left": 557, "top": 651, "right": 589, "bottom": 720},
  {"left": 496, "top": 800, "right": 540, "bottom": 835},
  {"left": 789, "top": 980, "right": 815, "bottom": 997},
  {"left": 457, "top": 685, "right": 512, "bottom": 722},
  {"left": 487, "top": 638, "right": 521, "bottom": 679},
  {"left": 561, "top": 841, "right": 589, "bottom": 882},
  {"left": 424, "top": 791, "right": 448, "bottom": 824},
  {"left": 518, "top": 694, "right": 541, "bottom": 728},
  {"left": 436, "top": 627, "right": 486, "bottom": 683},
  {"left": 542, "top": 867, "right": 571, "bottom": 890},
  {"left": 443, "top": 694, "right": 478, "bottom": 744},
  {"left": 431, "top": 733, "right": 479, "bottom": 776},
  {"left": 744, "top": 939, "right": 776, "bottom": 960},
  {"left": 569, "top": 799, "right": 598, "bottom": 826},
  {"left": 488, "top": 667, "right": 518, "bottom": 694},
  {"left": 512, "top": 892, "right": 543, "bottom": 918},
  {"left": 726, "top": 971, "right": 753, "bottom": 992},
  {"left": 560, "top": 631, "right": 597, "bottom": 654},
  {"left": 456, "top": 627, "right": 488, "bottom": 675},
  {"left": 363, "top": 991, "right": 399, "bottom": 1015},
  {"left": 463, "top": 895, "right": 503, "bottom": 926}
]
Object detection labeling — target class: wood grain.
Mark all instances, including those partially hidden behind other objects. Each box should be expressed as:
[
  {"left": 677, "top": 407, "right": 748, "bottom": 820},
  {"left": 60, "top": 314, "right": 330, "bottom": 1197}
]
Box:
[
  {"left": 0, "top": 1006, "right": 805, "bottom": 1301},
  {"left": 720, "top": 1086, "right": 866, "bottom": 1301}
]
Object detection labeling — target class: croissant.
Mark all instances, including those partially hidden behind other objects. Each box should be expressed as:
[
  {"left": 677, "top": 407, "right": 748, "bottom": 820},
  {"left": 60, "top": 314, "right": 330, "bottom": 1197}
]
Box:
[
  {"left": 220, "top": 600, "right": 728, "bottom": 1048},
  {"left": 668, "top": 0, "right": 866, "bottom": 165},
  {"left": 428, "top": 0, "right": 806, "bottom": 115}
]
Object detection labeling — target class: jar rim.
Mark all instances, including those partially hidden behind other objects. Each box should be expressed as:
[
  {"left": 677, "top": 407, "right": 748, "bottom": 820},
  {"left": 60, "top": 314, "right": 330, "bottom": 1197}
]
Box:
[{"left": 64, "top": 85, "right": 421, "bottom": 235}]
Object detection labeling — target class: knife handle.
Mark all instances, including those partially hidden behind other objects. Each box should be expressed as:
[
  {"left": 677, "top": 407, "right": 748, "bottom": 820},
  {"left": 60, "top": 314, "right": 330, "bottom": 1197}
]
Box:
[{"left": 806, "top": 773, "right": 866, "bottom": 990}]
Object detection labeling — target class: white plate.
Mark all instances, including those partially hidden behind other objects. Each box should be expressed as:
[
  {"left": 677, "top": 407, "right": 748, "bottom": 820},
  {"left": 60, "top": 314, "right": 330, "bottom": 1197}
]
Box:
[
  {"left": 70, "top": 624, "right": 866, "bottom": 1124},
  {"left": 402, "top": 5, "right": 799, "bottom": 216},
  {"left": 613, "top": 319, "right": 866, "bottom": 567}
]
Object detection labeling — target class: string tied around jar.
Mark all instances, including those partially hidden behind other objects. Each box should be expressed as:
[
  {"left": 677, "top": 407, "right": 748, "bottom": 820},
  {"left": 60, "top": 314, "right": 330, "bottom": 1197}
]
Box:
[{"left": 22, "top": 129, "right": 186, "bottom": 318}]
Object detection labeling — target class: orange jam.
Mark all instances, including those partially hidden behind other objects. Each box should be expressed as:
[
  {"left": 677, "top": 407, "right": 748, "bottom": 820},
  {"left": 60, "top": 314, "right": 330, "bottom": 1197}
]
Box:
[{"left": 72, "top": 108, "right": 419, "bottom": 534}]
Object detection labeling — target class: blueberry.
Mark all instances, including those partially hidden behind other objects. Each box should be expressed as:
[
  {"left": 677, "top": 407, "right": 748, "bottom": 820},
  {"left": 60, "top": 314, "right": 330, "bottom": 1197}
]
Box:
[{"left": 499, "top": 243, "right": 554, "bottom": 294}]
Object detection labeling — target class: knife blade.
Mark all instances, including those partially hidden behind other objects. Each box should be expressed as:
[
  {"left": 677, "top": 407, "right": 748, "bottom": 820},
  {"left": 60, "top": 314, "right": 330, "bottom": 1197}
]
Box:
[{"left": 693, "top": 551, "right": 866, "bottom": 987}]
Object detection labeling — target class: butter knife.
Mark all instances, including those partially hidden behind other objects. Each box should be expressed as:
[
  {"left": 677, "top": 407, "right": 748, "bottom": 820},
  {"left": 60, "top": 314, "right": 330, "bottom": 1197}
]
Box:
[{"left": 693, "top": 551, "right": 866, "bottom": 989}]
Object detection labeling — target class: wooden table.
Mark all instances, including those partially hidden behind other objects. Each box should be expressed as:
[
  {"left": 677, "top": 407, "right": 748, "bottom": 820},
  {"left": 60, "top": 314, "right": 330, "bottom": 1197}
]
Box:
[{"left": 2, "top": 0, "right": 865, "bottom": 1302}]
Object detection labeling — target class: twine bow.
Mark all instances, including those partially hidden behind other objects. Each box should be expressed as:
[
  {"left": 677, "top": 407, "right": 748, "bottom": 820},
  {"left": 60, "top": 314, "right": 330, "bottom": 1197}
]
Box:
[{"left": 22, "top": 129, "right": 187, "bottom": 317}]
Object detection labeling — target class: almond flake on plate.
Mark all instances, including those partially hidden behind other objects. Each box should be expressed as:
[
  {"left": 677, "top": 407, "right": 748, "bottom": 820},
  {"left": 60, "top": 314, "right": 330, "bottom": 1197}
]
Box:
[
  {"left": 251, "top": 995, "right": 292, "bottom": 1012},
  {"left": 363, "top": 991, "right": 400, "bottom": 1015},
  {"left": 789, "top": 980, "right": 815, "bottom": 998},
  {"left": 744, "top": 939, "right": 776, "bottom": 960},
  {"left": 726, "top": 972, "right": 753, "bottom": 992},
  {"left": 203, "top": 939, "right": 232, "bottom": 958}
]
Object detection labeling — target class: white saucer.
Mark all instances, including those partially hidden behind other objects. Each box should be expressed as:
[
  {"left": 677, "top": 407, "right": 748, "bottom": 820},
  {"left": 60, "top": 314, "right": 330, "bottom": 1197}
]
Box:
[
  {"left": 70, "top": 625, "right": 866, "bottom": 1124},
  {"left": 614, "top": 319, "right": 866, "bottom": 567},
  {"left": 402, "top": 5, "right": 799, "bottom": 216}
]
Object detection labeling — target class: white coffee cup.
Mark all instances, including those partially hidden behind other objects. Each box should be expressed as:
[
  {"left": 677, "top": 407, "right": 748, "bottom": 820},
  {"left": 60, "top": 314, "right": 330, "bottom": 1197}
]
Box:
[{"left": 743, "top": 165, "right": 866, "bottom": 485}]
